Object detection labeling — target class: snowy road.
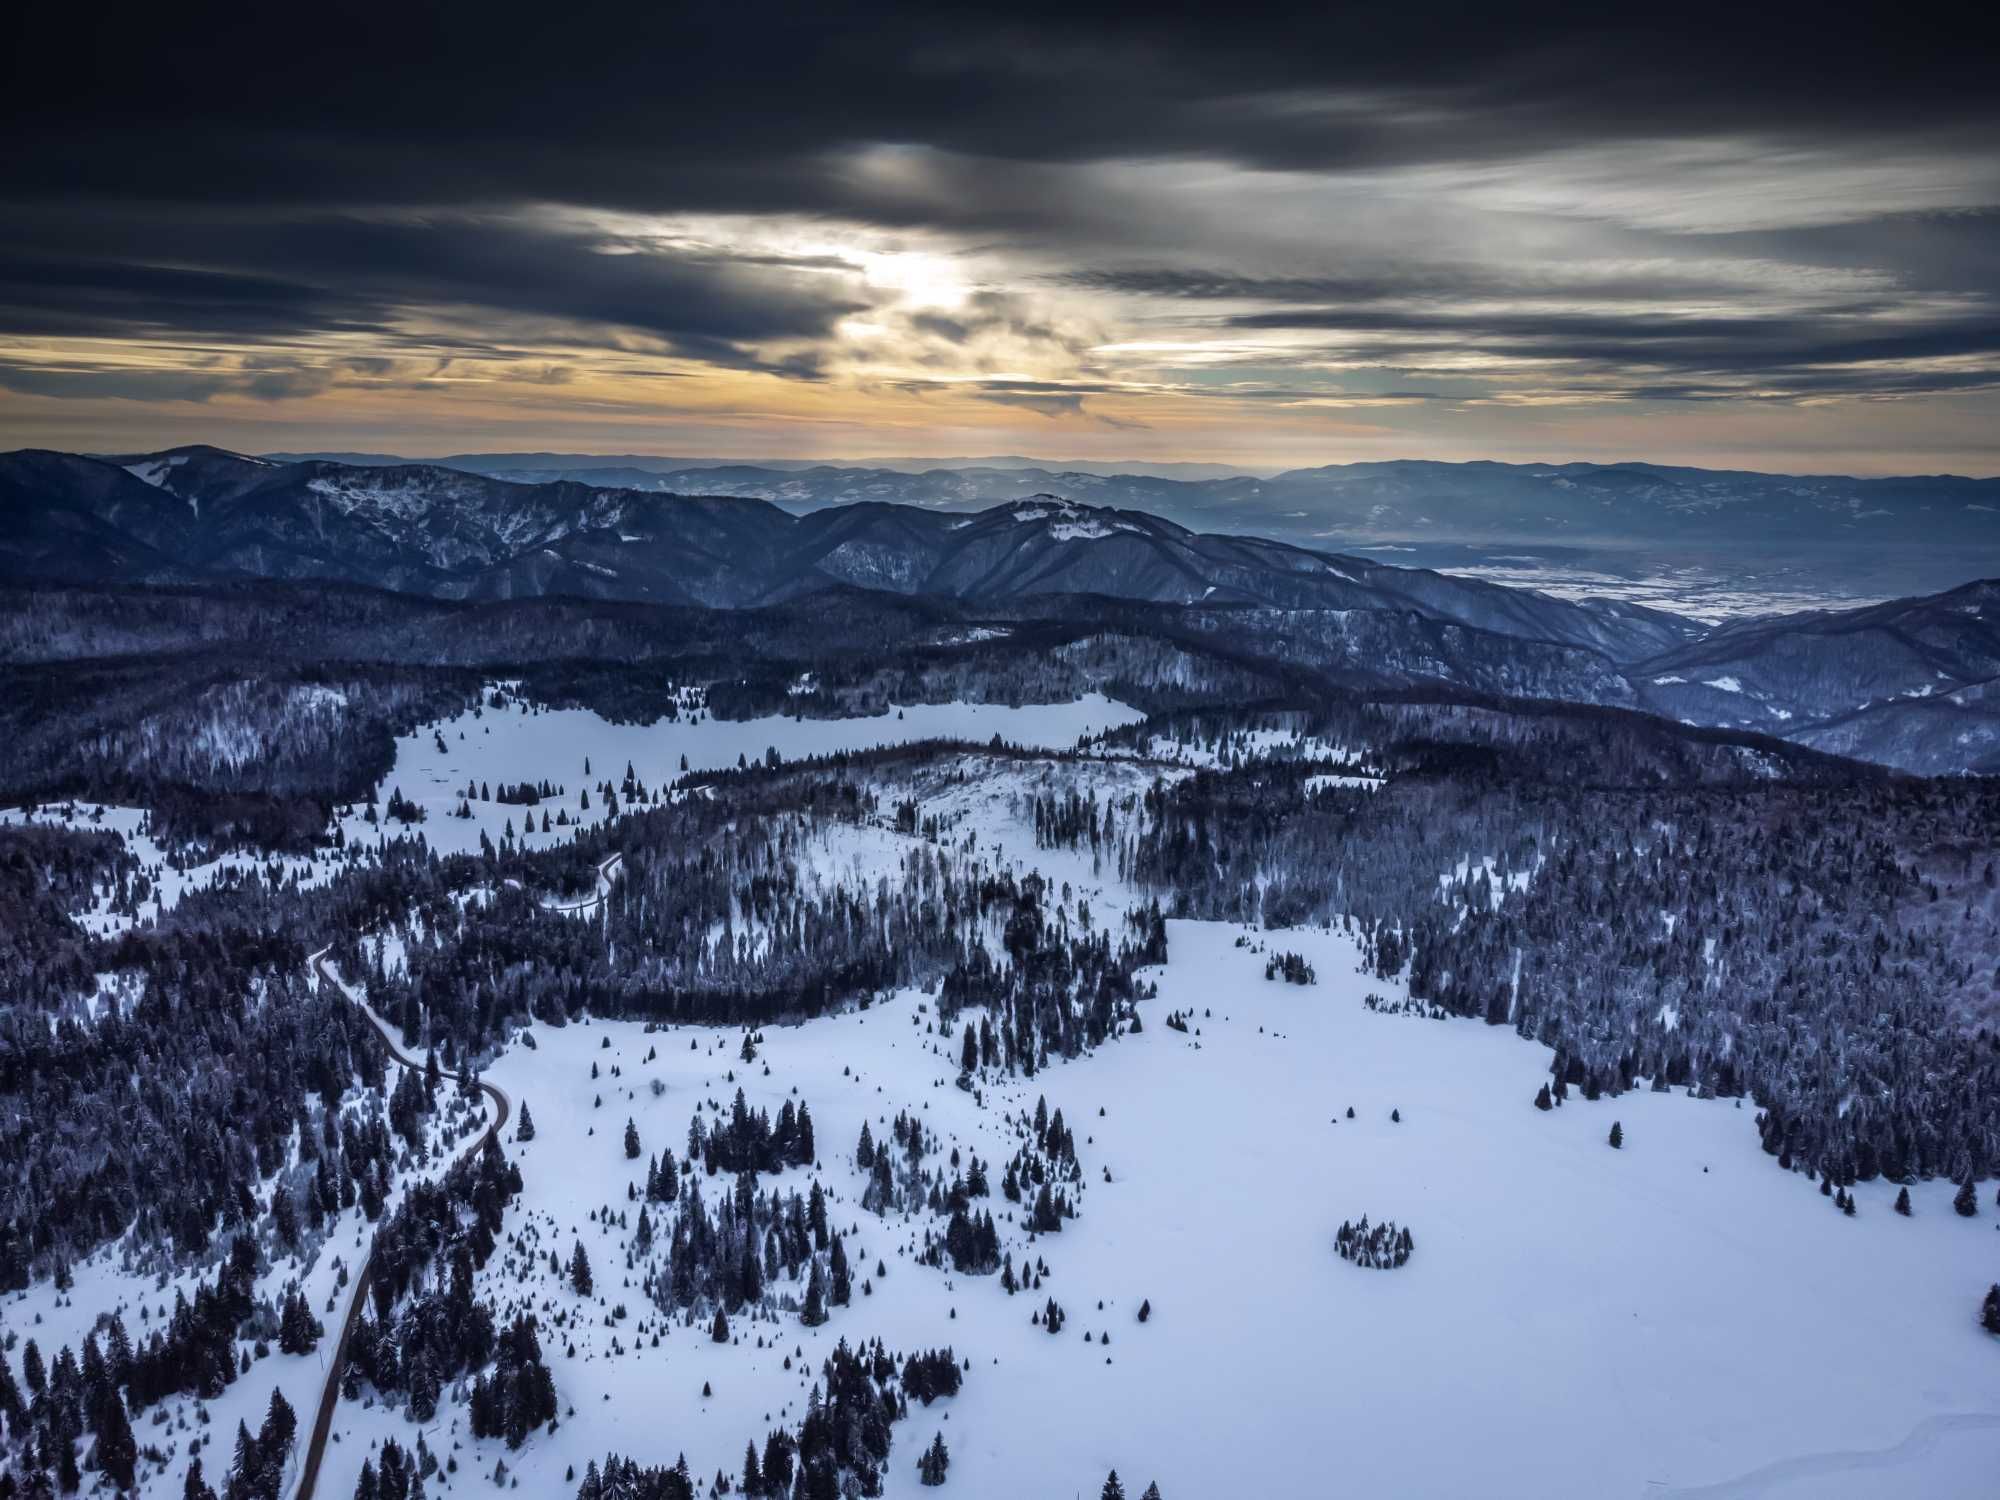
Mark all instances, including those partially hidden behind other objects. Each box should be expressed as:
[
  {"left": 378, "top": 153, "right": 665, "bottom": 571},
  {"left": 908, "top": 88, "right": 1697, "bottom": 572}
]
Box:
[
  {"left": 539, "top": 851, "right": 625, "bottom": 914},
  {"left": 292, "top": 949, "right": 513, "bottom": 1500}
]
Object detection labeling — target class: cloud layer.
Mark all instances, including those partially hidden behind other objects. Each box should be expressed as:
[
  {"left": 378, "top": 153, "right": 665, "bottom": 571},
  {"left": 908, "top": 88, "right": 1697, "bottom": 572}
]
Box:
[{"left": 3, "top": 2, "right": 1996, "bottom": 469}]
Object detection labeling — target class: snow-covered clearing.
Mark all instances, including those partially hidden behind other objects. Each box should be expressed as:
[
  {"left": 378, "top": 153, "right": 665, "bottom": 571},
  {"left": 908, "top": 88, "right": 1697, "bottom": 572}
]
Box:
[
  {"left": 21, "top": 731, "right": 2000, "bottom": 1499},
  {"left": 1126, "top": 725, "right": 1371, "bottom": 773},
  {"left": 307, "top": 915, "right": 2000, "bottom": 1500},
  {"left": 0, "top": 802, "right": 333, "bottom": 937},
  {"left": 342, "top": 693, "right": 1146, "bottom": 859}
]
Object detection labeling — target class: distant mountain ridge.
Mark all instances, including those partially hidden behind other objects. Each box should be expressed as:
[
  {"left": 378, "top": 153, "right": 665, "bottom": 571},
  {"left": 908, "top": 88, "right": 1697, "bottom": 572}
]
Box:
[
  {"left": 253, "top": 449, "right": 2000, "bottom": 551},
  {"left": 5, "top": 443, "right": 1999, "bottom": 774},
  {"left": 262, "top": 451, "right": 1269, "bottom": 482}
]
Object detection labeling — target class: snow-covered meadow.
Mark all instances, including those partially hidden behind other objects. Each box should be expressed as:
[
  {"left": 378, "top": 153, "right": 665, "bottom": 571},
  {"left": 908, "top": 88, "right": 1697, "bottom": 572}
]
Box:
[
  {"left": 13, "top": 697, "right": 2000, "bottom": 1500},
  {"left": 315, "top": 914, "right": 2000, "bottom": 1500},
  {"left": 337, "top": 692, "right": 1148, "bottom": 859}
]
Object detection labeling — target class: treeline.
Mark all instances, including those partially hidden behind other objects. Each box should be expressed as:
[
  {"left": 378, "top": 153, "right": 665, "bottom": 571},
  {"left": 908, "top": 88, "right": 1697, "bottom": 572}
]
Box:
[{"left": 1132, "top": 755, "right": 2000, "bottom": 1185}]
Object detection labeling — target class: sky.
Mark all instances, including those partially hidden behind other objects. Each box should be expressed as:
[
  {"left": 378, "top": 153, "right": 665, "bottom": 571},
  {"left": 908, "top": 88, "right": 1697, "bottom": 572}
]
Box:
[{"left": 3, "top": 3, "right": 1997, "bottom": 474}]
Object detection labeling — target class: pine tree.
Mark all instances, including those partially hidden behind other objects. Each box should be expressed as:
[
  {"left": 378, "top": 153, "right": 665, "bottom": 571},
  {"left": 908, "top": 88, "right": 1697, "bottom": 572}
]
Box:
[
  {"left": 1955, "top": 1178, "right": 1978, "bottom": 1217},
  {"left": 742, "top": 1441, "right": 762, "bottom": 1496},
  {"left": 1142, "top": 1487, "right": 1163, "bottom": 1500},
  {"left": 182, "top": 1457, "right": 219, "bottom": 1500},
  {"left": 516, "top": 1103, "right": 535, "bottom": 1142},
  {"left": 624, "top": 1118, "right": 641, "bottom": 1160},
  {"left": 1608, "top": 1121, "right": 1623, "bottom": 1149},
  {"left": 570, "top": 1240, "right": 594, "bottom": 1296},
  {"left": 1895, "top": 1186, "right": 1912, "bottom": 1215},
  {"left": 918, "top": 1433, "right": 950, "bottom": 1486},
  {"left": 97, "top": 1389, "right": 138, "bottom": 1491},
  {"left": 830, "top": 1235, "right": 851, "bottom": 1307},
  {"left": 801, "top": 1260, "right": 828, "bottom": 1327},
  {"left": 1102, "top": 1472, "right": 1127, "bottom": 1500},
  {"left": 711, "top": 1308, "right": 730, "bottom": 1343},
  {"left": 1983, "top": 1284, "right": 2000, "bottom": 1336}
]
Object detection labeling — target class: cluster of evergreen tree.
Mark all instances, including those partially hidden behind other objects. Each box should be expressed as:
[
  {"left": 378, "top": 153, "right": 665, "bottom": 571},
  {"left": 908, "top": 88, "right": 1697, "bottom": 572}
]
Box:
[
  {"left": 575, "top": 1334, "right": 963, "bottom": 1500},
  {"left": 1002, "top": 1095, "right": 1083, "bottom": 1236},
  {"left": 0, "top": 1326, "right": 143, "bottom": 1493},
  {"left": 1031, "top": 788, "right": 1127, "bottom": 852},
  {"left": 916, "top": 1433, "right": 950, "bottom": 1486},
  {"left": 854, "top": 1111, "right": 942, "bottom": 1218},
  {"left": 925, "top": 1207, "right": 1002, "bottom": 1274},
  {"left": 342, "top": 1135, "right": 524, "bottom": 1422},
  {"left": 120, "top": 1235, "right": 258, "bottom": 1410},
  {"left": 632, "top": 1168, "right": 851, "bottom": 1328},
  {"left": 467, "top": 1314, "right": 559, "bottom": 1448},
  {"left": 1335, "top": 1217, "right": 1414, "bottom": 1270},
  {"left": 1263, "top": 950, "right": 1316, "bottom": 985},
  {"left": 688, "top": 1090, "right": 816, "bottom": 1176},
  {"left": 210, "top": 1389, "right": 299, "bottom": 1500},
  {"left": 899, "top": 1349, "right": 962, "bottom": 1406},
  {"left": 490, "top": 778, "right": 559, "bottom": 806},
  {"left": 350, "top": 1433, "right": 431, "bottom": 1500}
]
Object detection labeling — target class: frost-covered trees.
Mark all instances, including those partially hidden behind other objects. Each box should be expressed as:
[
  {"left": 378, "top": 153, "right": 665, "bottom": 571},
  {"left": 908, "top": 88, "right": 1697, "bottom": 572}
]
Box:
[
  {"left": 1132, "top": 741, "right": 2000, "bottom": 1191},
  {"left": 468, "top": 1315, "right": 558, "bottom": 1448},
  {"left": 917, "top": 1433, "right": 951, "bottom": 1485},
  {"left": 277, "top": 1285, "right": 324, "bottom": 1354},
  {"left": 570, "top": 1240, "right": 594, "bottom": 1296}
]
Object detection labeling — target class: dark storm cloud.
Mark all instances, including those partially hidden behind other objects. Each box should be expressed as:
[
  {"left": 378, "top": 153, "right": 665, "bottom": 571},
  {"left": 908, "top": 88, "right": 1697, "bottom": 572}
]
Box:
[
  {"left": 0, "top": 358, "right": 343, "bottom": 404},
  {"left": 1696, "top": 210, "right": 2000, "bottom": 296},
  {"left": 1218, "top": 304, "right": 2000, "bottom": 398},
  {"left": 5, "top": 4, "right": 1993, "bottom": 213},
  {"left": 2, "top": 1, "right": 1996, "bottom": 419},
  {"left": 0, "top": 213, "right": 870, "bottom": 372},
  {"left": 1057, "top": 266, "right": 1859, "bottom": 307}
]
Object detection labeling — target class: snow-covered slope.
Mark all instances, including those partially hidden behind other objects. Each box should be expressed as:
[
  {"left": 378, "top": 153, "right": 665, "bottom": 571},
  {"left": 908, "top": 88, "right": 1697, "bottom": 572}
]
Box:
[{"left": 296, "top": 914, "right": 2000, "bottom": 1500}]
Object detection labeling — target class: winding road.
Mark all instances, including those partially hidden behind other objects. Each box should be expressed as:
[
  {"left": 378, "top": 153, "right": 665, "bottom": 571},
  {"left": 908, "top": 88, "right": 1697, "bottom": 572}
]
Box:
[
  {"left": 292, "top": 948, "right": 513, "bottom": 1500},
  {"left": 540, "top": 852, "right": 625, "bottom": 915}
]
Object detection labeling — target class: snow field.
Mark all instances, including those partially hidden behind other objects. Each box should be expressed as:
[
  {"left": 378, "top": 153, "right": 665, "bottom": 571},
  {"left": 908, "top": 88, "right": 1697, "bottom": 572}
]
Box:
[
  {"left": 336, "top": 693, "right": 1147, "bottom": 861},
  {"left": 323, "top": 916, "right": 2000, "bottom": 1500}
]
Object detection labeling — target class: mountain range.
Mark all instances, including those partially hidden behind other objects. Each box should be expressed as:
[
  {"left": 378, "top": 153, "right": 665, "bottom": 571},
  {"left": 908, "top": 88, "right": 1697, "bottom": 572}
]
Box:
[
  {"left": 256, "top": 447, "right": 2000, "bottom": 549},
  {"left": 4, "top": 443, "right": 1998, "bottom": 775}
]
